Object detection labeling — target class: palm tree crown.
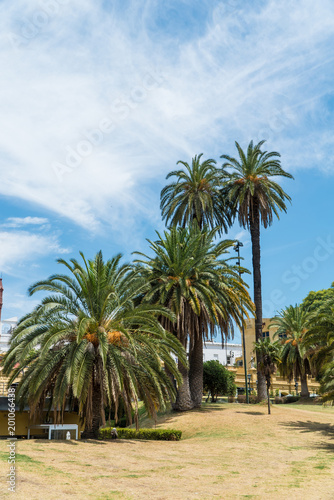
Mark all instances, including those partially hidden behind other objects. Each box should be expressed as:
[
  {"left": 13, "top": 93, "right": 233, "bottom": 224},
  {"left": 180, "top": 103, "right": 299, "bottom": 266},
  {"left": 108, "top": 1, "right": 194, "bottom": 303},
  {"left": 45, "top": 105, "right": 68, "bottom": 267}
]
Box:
[
  {"left": 221, "top": 140, "right": 293, "bottom": 228},
  {"left": 2, "top": 251, "right": 186, "bottom": 437},
  {"left": 134, "top": 225, "right": 254, "bottom": 409},
  {"left": 161, "top": 154, "right": 232, "bottom": 232},
  {"left": 135, "top": 226, "right": 252, "bottom": 341}
]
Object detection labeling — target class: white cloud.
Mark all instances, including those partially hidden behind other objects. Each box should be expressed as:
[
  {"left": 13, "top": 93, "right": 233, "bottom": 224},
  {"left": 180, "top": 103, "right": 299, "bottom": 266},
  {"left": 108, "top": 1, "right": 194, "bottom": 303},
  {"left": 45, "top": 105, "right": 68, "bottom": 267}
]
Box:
[
  {"left": 2, "top": 216, "right": 49, "bottom": 228},
  {"left": 0, "top": 0, "right": 333, "bottom": 242},
  {"left": 0, "top": 231, "right": 69, "bottom": 273}
]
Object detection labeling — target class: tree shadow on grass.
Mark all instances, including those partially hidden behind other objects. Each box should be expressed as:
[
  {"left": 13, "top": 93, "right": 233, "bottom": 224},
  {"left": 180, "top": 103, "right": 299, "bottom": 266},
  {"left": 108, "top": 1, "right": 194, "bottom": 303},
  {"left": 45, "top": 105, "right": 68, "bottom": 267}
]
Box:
[
  {"left": 137, "top": 403, "right": 235, "bottom": 430},
  {"left": 281, "top": 420, "right": 334, "bottom": 452},
  {"left": 159, "top": 405, "right": 229, "bottom": 422},
  {"left": 236, "top": 411, "right": 265, "bottom": 416},
  {"left": 31, "top": 437, "right": 138, "bottom": 446},
  {"left": 315, "top": 442, "right": 334, "bottom": 452},
  {"left": 31, "top": 439, "right": 79, "bottom": 446},
  {"left": 81, "top": 439, "right": 130, "bottom": 445},
  {"left": 282, "top": 420, "right": 334, "bottom": 436}
]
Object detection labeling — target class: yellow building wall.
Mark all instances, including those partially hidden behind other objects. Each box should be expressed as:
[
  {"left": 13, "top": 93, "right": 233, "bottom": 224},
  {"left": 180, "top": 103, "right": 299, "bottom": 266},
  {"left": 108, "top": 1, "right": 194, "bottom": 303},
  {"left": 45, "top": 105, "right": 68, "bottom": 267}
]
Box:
[
  {"left": 0, "top": 366, "right": 84, "bottom": 438},
  {"left": 0, "top": 411, "right": 84, "bottom": 438},
  {"left": 243, "top": 317, "right": 278, "bottom": 371},
  {"left": 0, "top": 411, "right": 29, "bottom": 437}
]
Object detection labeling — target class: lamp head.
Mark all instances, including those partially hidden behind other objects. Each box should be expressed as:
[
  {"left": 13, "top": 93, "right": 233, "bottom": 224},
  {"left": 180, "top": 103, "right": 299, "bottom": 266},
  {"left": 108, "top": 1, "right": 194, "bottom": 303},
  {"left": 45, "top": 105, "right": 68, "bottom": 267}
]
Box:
[{"left": 233, "top": 241, "right": 244, "bottom": 252}]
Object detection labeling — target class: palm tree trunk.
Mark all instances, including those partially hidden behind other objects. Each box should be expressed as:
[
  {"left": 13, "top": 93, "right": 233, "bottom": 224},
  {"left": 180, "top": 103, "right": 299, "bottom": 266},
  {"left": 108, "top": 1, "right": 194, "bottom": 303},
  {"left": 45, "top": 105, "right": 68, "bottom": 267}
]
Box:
[
  {"left": 189, "top": 332, "right": 203, "bottom": 407},
  {"left": 173, "top": 358, "right": 194, "bottom": 411},
  {"left": 267, "top": 380, "right": 271, "bottom": 415},
  {"left": 249, "top": 207, "right": 267, "bottom": 402},
  {"left": 300, "top": 375, "right": 309, "bottom": 398},
  {"left": 82, "top": 383, "right": 103, "bottom": 439}
]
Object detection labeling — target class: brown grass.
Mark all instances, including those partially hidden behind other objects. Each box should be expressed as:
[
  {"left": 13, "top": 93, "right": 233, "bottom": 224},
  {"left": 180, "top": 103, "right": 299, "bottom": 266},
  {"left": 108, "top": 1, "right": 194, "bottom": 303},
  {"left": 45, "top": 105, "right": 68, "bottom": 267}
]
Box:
[{"left": 1, "top": 403, "right": 334, "bottom": 499}]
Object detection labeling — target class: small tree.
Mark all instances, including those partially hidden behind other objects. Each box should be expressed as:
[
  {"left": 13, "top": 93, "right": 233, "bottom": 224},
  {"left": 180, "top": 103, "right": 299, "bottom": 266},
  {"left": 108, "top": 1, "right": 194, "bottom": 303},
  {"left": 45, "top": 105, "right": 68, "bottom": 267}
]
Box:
[
  {"left": 203, "top": 360, "right": 236, "bottom": 402},
  {"left": 253, "top": 339, "right": 281, "bottom": 414}
]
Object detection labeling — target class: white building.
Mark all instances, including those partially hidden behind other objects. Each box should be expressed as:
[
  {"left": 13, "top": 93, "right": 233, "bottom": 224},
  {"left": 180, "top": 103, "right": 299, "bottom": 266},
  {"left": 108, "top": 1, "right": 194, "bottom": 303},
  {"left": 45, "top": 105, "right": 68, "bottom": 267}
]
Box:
[
  {"left": 0, "top": 317, "right": 17, "bottom": 353},
  {"left": 203, "top": 341, "right": 242, "bottom": 366}
]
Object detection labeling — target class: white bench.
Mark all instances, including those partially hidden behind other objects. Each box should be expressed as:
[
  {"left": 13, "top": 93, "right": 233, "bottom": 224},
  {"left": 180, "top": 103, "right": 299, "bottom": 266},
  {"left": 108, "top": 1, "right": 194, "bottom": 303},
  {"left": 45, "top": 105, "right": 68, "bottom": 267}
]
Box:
[{"left": 27, "top": 423, "right": 78, "bottom": 440}]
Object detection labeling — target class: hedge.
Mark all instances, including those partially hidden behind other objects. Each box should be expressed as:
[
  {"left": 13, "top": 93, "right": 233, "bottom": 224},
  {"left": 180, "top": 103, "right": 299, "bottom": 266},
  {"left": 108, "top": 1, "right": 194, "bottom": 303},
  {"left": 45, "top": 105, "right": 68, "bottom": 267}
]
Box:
[{"left": 99, "top": 427, "right": 182, "bottom": 441}]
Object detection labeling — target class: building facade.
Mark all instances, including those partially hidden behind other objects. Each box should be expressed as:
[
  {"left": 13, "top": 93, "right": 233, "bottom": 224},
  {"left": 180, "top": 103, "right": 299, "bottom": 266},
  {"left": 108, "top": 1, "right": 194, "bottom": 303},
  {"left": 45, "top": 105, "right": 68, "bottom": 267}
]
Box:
[
  {"left": 203, "top": 341, "right": 242, "bottom": 366},
  {"left": 0, "top": 317, "right": 17, "bottom": 354}
]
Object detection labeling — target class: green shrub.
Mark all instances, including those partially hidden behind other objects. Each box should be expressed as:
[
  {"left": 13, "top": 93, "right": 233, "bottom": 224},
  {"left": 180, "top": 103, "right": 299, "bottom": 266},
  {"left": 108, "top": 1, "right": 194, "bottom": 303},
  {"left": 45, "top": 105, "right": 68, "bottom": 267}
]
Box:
[
  {"left": 99, "top": 427, "right": 182, "bottom": 441},
  {"left": 274, "top": 397, "right": 284, "bottom": 404},
  {"left": 203, "top": 360, "right": 236, "bottom": 401}
]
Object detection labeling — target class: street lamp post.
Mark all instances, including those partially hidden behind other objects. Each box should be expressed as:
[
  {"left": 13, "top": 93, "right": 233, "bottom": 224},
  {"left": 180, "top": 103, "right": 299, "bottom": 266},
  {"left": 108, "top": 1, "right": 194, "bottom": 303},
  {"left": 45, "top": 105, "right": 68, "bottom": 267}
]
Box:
[
  {"left": 234, "top": 241, "right": 249, "bottom": 404},
  {"left": 247, "top": 373, "right": 251, "bottom": 394}
]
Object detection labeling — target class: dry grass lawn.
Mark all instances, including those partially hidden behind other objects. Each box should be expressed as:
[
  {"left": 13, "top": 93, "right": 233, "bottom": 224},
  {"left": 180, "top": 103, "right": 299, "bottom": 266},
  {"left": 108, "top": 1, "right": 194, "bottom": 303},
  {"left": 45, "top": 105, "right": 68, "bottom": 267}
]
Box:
[{"left": 1, "top": 403, "right": 334, "bottom": 499}]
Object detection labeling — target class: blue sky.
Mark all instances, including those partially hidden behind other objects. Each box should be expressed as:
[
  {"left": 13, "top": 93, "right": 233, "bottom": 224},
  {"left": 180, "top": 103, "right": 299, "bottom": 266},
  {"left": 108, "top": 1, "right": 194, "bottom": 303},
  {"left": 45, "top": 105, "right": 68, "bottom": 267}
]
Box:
[{"left": 1, "top": 0, "right": 334, "bottom": 343}]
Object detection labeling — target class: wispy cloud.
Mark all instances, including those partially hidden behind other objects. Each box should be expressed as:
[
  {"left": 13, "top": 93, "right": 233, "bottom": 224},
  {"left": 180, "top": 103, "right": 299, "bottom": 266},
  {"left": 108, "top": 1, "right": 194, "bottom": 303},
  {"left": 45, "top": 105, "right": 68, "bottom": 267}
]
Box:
[
  {"left": 0, "top": 0, "right": 333, "bottom": 244},
  {"left": 2, "top": 216, "right": 49, "bottom": 228},
  {"left": 0, "top": 231, "right": 69, "bottom": 274}
]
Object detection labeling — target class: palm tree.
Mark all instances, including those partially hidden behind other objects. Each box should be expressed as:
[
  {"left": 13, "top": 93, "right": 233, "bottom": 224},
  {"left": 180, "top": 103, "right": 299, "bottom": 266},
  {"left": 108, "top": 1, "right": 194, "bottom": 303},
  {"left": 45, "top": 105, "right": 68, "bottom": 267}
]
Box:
[
  {"left": 303, "top": 298, "right": 334, "bottom": 378},
  {"left": 302, "top": 298, "right": 334, "bottom": 403},
  {"left": 271, "top": 304, "right": 311, "bottom": 397},
  {"left": 160, "top": 154, "right": 232, "bottom": 233},
  {"left": 303, "top": 296, "right": 334, "bottom": 403},
  {"left": 221, "top": 140, "right": 293, "bottom": 400},
  {"left": 134, "top": 225, "right": 253, "bottom": 410},
  {"left": 318, "top": 359, "right": 334, "bottom": 402},
  {"left": 160, "top": 154, "right": 235, "bottom": 408},
  {"left": 253, "top": 338, "right": 281, "bottom": 414},
  {"left": 2, "top": 252, "right": 186, "bottom": 438}
]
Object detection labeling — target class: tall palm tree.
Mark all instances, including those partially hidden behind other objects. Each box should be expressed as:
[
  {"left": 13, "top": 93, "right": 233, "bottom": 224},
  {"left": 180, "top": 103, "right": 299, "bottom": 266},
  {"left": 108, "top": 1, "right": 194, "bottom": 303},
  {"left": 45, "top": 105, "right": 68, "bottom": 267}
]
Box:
[
  {"left": 221, "top": 140, "right": 293, "bottom": 400},
  {"left": 271, "top": 304, "right": 311, "bottom": 397},
  {"left": 2, "top": 252, "right": 186, "bottom": 438},
  {"left": 160, "top": 154, "right": 234, "bottom": 408},
  {"left": 253, "top": 338, "right": 281, "bottom": 414},
  {"left": 134, "top": 225, "right": 253, "bottom": 410},
  {"left": 160, "top": 154, "right": 232, "bottom": 232}
]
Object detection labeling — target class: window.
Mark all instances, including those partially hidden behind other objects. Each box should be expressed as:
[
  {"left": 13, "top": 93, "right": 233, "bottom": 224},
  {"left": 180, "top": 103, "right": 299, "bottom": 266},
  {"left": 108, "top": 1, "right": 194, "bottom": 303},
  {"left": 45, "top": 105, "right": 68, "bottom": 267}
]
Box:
[
  {"left": 278, "top": 332, "right": 287, "bottom": 339},
  {"left": 213, "top": 354, "right": 219, "bottom": 360},
  {"left": 262, "top": 331, "right": 270, "bottom": 339},
  {"left": 237, "top": 360, "right": 243, "bottom": 367},
  {"left": 227, "top": 355, "right": 231, "bottom": 365}
]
